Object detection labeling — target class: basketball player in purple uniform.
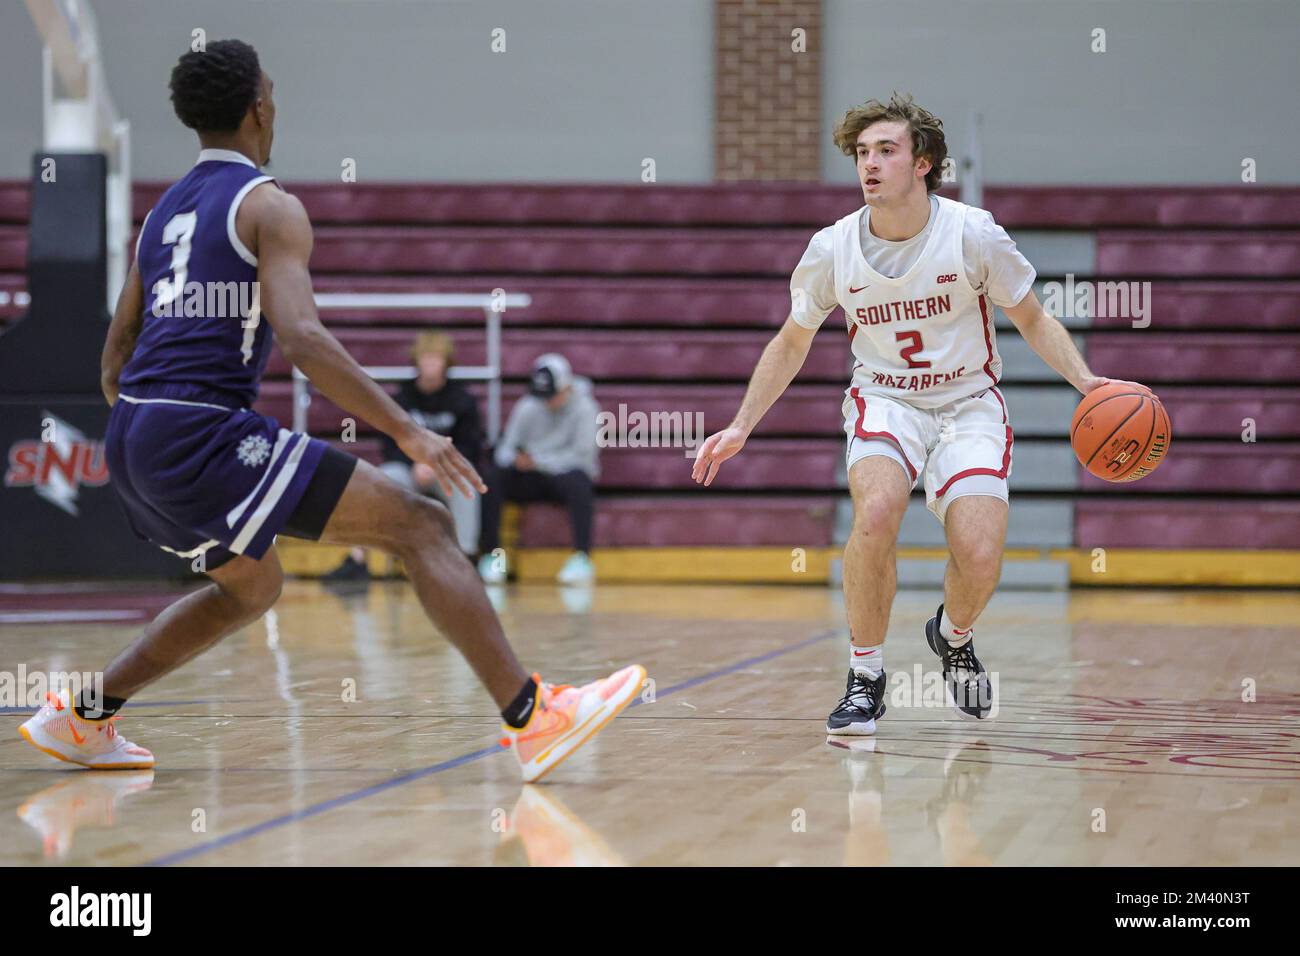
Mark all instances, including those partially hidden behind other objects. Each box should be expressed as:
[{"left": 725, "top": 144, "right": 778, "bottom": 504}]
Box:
[{"left": 19, "top": 40, "right": 642, "bottom": 781}]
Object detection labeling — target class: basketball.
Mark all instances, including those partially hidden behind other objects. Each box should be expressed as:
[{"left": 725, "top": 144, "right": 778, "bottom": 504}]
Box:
[{"left": 1070, "top": 383, "right": 1172, "bottom": 482}]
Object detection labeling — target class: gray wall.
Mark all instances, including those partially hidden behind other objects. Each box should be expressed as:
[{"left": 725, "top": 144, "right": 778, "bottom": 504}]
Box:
[
  {"left": 0, "top": 0, "right": 715, "bottom": 182},
  {"left": 823, "top": 0, "right": 1300, "bottom": 184},
  {"left": 0, "top": 0, "right": 1295, "bottom": 184}
]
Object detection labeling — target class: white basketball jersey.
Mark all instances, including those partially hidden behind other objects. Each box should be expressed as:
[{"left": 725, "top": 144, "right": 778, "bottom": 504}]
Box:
[{"left": 831, "top": 196, "right": 1002, "bottom": 409}]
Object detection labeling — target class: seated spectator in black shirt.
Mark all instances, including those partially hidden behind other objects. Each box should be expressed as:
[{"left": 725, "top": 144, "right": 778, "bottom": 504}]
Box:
[{"left": 323, "top": 331, "right": 482, "bottom": 582}]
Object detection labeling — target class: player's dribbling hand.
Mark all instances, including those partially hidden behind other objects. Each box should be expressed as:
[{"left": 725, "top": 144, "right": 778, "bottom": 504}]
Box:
[
  {"left": 397, "top": 427, "right": 486, "bottom": 498},
  {"left": 1078, "top": 376, "right": 1151, "bottom": 396},
  {"left": 691, "top": 427, "right": 747, "bottom": 486}
]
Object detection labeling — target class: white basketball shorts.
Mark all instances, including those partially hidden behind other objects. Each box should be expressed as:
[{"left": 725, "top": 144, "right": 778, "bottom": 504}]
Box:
[{"left": 841, "top": 386, "right": 1013, "bottom": 522}]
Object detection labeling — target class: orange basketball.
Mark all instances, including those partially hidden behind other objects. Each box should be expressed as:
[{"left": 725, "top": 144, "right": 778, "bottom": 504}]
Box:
[{"left": 1070, "top": 383, "right": 1172, "bottom": 482}]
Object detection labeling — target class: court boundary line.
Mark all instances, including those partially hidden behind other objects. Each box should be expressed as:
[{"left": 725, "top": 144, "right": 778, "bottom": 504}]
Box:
[
  {"left": 143, "top": 627, "right": 842, "bottom": 866},
  {"left": 1, "top": 700, "right": 233, "bottom": 717}
]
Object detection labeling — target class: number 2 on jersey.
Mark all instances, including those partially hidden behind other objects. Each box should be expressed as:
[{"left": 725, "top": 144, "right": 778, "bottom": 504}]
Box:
[{"left": 895, "top": 330, "right": 931, "bottom": 369}]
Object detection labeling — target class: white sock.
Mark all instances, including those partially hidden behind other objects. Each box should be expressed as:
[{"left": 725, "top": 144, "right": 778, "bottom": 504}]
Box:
[
  {"left": 940, "top": 609, "right": 973, "bottom": 647},
  {"left": 849, "top": 643, "right": 884, "bottom": 678}
]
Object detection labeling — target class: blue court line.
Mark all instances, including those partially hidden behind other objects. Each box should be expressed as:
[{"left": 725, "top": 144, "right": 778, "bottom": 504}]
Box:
[
  {"left": 144, "top": 746, "right": 501, "bottom": 867},
  {"left": 629, "top": 628, "right": 841, "bottom": 706},
  {"left": 1, "top": 700, "right": 226, "bottom": 716},
  {"left": 143, "top": 627, "right": 842, "bottom": 867}
]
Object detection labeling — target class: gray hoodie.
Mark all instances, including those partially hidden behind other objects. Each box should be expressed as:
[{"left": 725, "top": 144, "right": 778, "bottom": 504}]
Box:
[{"left": 494, "top": 376, "right": 600, "bottom": 479}]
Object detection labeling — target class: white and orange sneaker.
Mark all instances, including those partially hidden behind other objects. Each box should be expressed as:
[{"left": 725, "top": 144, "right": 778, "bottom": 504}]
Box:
[
  {"left": 501, "top": 665, "right": 645, "bottom": 783},
  {"left": 18, "top": 691, "right": 154, "bottom": 770}
]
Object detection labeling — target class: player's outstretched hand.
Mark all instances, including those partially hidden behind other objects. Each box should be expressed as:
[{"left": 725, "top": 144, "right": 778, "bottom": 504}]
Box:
[
  {"left": 397, "top": 427, "right": 487, "bottom": 498},
  {"left": 1078, "top": 376, "right": 1151, "bottom": 396},
  {"left": 691, "top": 426, "right": 747, "bottom": 487}
]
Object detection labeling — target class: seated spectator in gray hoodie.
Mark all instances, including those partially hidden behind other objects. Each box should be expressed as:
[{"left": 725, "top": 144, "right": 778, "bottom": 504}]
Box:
[{"left": 478, "top": 354, "right": 598, "bottom": 584}]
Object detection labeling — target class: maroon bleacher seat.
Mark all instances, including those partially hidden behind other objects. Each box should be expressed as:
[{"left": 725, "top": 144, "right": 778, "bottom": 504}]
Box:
[
  {"left": 131, "top": 181, "right": 861, "bottom": 228},
  {"left": 1157, "top": 387, "right": 1300, "bottom": 439},
  {"left": 263, "top": 329, "right": 1300, "bottom": 386},
  {"left": 257, "top": 383, "right": 1300, "bottom": 441},
  {"left": 601, "top": 440, "right": 837, "bottom": 490},
  {"left": 309, "top": 276, "right": 1299, "bottom": 331},
  {"left": 333, "top": 437, "right": 841, "bottom": 490},
  {"left": 0, "top": 227, "right": 25, "bottom": 273},
  {"left": 1076, "top": 500, "right": 1300, "bottom": 549},
  {"left": 1087, "top": 281, "right": 1300, "bottom": 330},
  {"left": 1096, "top": 231, "right": 1300, "bottom": 278},
  {"left": 264, "top": 330, "right": 856, "bottom": 382},
  {"left": 308, "top": 226, "right": 809, "bottom": 277},
  {"left": 310, "top": 274, "right": 794, "bottom": 328},
  {"left": 1078, "top": 442, "right": 1300, "bottom": 494},
  {"left": 115, "top": 182, "right": 1300, "bottom": 230},
  {"left": 516, "top": 496, "right": 837, "bottom": 547},
  {"left": 0, "top": 183, "right": 28, "bottom": 224},
  {"left": 1086, "top": 333, "right": 1300, "bottom": 383},
  {"left": 981, "top": 186, "right": 1300, "bottom": 229},
  {"left": 256, "top": 381, "right": 846, "bottom": 438}
]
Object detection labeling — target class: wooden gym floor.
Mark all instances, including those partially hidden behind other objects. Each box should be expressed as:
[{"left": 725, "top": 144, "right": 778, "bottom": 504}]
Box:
[{"left": 1, "top": 581, "right": 1296, "bottom": 866}]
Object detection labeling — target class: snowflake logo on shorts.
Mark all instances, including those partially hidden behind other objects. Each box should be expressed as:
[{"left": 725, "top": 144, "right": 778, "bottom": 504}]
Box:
[{"left": 236, "top": 434, "right": 271, "bottom": 468}]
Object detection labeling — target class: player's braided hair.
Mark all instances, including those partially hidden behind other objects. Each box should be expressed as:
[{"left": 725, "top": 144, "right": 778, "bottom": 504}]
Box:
[
  {"left": 169, "top": 39, "right": 262, "bottom": 133},
  {"left": 833, "top": 93, "right": 948, "bottom": 193}
]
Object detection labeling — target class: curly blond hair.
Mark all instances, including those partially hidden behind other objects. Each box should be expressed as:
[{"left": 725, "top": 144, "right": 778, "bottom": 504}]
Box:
[{"left": 832, "top": 93, "right": 947, "bottom": 193}]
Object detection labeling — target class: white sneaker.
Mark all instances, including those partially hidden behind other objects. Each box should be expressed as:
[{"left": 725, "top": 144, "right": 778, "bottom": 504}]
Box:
[
  {"left": 556, "top": 551, "right": 594, "bottom": 585},
  {"left": 18, "top": 691, "right": 154, "bottom": 770},
  {"left": 478, "top": 552, "right": 507, "bottom": 584}
]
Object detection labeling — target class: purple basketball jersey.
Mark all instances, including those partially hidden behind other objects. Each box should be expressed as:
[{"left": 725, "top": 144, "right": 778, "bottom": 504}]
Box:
[{"left": 121, "top": 149, "right": 276, "bottom": 407}]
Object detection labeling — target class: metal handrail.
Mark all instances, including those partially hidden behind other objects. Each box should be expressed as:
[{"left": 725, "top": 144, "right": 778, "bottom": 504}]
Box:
[{"left": 292, "top": 291, "right": 531, "bottom": 443}]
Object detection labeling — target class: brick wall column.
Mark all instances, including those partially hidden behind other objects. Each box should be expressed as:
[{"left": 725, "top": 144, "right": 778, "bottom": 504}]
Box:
[{"left": 715, "top": 0, "right": 822, "bottom": 181}]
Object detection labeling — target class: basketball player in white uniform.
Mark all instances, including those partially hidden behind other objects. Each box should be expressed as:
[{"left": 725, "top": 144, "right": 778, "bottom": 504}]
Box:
[{"left": 692, "top": 94, "right": 1144, "bottom": 731}]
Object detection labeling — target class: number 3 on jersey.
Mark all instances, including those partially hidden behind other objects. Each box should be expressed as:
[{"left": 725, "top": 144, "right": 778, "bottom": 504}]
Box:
[
  {"left": 153, "top": 209, "right": 259, "bottom": 365},
  {"left": 895, "top": 330, "right": 931, "bottom": 369},
  {"left": 153, "top": 211, "right": 197, "bottom": 311}
]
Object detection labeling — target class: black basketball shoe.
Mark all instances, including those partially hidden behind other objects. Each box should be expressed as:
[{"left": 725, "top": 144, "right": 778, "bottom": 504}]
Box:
[
  {"left": 826, "top": 668, "right": 887, "bottom": 735},
  {"left": 321, "top": 554, "right": 371, "bottom": 590},
  {"left": 925, "top": 603, "right": 993, "bottom": 720}
]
